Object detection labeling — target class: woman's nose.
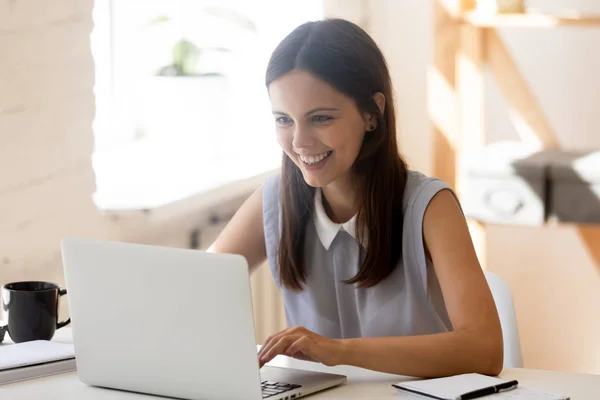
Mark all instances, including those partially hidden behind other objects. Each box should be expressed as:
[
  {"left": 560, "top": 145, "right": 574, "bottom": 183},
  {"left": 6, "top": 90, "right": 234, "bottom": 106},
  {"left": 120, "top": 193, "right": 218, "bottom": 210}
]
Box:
[{"left": 292, "top": 125, "right": 315, "bottom": 149}]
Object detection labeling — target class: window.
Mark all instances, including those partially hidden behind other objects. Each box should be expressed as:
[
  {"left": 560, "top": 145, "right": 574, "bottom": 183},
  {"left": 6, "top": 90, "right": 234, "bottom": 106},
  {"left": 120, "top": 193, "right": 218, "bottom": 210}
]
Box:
[{"left": 90, "top": 0, "right": 323, "bottom": 210}]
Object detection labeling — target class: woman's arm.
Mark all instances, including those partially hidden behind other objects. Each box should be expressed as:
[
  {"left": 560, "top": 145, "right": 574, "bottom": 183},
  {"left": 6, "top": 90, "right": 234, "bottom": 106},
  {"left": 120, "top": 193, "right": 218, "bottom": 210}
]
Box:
[
  {"left": 258, "top": 189, "right": 503, "bottom": 377},
  {"left": 339, "top": 189, "right": 503, "bottom": 376},
  {"left": 207, "top": 185, "right": 267, "bottom": 274}
]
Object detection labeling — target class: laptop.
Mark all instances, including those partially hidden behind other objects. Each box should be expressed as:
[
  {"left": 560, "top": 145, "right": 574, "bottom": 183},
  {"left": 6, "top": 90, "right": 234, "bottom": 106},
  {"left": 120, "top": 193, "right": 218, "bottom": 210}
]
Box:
[{"left": 60, "top": 237, "right": 346, "bottom": 400}]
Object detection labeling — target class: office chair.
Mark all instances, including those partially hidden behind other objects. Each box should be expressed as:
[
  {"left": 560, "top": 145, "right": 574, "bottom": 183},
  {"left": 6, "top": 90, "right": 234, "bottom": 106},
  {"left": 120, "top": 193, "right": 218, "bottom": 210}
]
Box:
[{"left": 485, "top": 271, "right": 524, "bottom": 368}]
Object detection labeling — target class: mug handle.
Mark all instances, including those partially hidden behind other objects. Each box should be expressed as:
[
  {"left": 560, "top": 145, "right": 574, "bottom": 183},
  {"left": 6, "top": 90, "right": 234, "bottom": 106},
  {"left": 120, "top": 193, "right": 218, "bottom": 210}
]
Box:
[{"left": 57, "top": 288, "right": 71, "bottom": 329}]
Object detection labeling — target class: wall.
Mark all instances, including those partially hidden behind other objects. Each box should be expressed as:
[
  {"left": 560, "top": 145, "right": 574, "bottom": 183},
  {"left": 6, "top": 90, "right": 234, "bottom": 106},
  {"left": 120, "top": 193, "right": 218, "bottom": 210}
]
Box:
[
  {"left": 367, "top": 0, "right": 600, "bottom": 373},
  {"left": 1, "top": 0, "right": 100, "bottom": 317}
]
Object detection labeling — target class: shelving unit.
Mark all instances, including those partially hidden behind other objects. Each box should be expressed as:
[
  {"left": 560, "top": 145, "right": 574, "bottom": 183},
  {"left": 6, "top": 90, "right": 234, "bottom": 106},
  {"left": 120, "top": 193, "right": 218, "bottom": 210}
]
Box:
[
  {"left": 427, "top": 2, "right": 600, "bottom": 374},
  {"left": 429, "top": 1, "right": 600, "bottom": 267},
  {"left": 459, "top": 11, "right": 600, "bottom": 28}
]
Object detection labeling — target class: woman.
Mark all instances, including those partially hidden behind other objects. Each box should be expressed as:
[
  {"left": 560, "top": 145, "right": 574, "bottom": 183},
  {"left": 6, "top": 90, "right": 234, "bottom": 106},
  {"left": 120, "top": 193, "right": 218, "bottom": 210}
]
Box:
[{"left": 209, "top": 18, "right": 503, "bottom": 378}]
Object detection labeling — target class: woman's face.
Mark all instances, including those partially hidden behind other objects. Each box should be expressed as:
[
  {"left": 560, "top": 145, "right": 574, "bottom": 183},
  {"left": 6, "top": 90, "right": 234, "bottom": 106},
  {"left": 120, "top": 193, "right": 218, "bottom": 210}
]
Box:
[{"left": 268, "top": 70, "right": 373, "bottom": 188}]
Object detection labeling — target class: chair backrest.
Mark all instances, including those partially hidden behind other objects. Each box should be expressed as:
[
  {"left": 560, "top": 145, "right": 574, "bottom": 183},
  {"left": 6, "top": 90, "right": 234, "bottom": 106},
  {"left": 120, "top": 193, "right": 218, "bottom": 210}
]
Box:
[{"left": 484, "top": 271, "right": 524, "bottom": 368}]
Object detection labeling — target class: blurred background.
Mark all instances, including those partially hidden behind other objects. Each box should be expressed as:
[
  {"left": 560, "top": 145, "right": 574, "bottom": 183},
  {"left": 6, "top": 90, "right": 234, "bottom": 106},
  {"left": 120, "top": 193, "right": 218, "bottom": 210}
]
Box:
[{"left": 1, "top": 0, "right": 599, "bottom": 375}]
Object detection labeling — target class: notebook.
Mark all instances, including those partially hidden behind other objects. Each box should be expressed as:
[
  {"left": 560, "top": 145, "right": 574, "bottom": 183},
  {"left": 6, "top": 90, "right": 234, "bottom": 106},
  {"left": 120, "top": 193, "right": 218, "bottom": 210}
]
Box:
[
  {"left": 0, "top": 340, "right": 77, "bottom": 385},
  {"left": 392, "top": 373, "right": 569, "bottom": 400}
]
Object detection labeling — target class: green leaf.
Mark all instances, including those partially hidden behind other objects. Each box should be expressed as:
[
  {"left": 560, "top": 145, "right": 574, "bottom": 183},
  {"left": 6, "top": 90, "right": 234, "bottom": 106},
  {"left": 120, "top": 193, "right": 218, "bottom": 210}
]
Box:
[
  {"left": 172, "top": 39, "right": 201, "bottom": 76},
  {"left": 149, "top": 15, "right": 170, "bottom": 24},
  {"left": 143, "top": 15, "right": 171, "bottom": 30}
]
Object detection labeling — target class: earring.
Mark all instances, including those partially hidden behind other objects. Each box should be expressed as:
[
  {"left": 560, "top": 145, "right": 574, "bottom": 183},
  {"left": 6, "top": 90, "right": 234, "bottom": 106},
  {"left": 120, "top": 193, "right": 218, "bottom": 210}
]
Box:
[{"left": 369, "top": 124, "right": 376, "bottom": 131}]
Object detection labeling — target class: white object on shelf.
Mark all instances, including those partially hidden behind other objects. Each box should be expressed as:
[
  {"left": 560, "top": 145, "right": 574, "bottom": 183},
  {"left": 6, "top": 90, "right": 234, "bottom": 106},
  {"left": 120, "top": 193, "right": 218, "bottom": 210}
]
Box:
[{"left": 476, "top": 0, "right": 525, "bottom": 14}]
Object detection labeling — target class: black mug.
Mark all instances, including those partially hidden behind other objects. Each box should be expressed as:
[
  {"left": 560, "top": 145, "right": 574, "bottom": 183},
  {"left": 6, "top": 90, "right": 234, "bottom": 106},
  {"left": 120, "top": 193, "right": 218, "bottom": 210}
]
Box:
[{"left": 1, "top": 281, "right": 70, "bottom": 343}]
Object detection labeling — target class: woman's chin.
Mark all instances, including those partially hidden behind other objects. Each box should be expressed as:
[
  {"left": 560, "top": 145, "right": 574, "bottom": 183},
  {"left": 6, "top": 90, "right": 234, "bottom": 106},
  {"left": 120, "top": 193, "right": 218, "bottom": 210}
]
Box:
[{"left": 300, "top": 171, "right": 331, "bottom": 188}]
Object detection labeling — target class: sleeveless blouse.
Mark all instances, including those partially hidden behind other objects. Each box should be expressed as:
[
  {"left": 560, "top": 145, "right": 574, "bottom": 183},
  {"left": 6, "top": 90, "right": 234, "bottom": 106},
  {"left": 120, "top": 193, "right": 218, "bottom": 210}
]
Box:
[{"left": 262, "top": 170, "right": 456, "bottom": 338}]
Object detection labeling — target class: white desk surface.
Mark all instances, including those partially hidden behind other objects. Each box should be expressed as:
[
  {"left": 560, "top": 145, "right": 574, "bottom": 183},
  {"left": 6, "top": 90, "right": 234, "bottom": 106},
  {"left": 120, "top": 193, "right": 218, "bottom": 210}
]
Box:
[{"left": 1, "top": 328, "right": 599, "bottom": 399}]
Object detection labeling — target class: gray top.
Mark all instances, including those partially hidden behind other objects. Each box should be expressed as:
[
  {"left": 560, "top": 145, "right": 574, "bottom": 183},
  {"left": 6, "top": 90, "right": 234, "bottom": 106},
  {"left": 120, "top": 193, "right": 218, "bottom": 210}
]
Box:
[{"left": 262, "top": 170, "right": 455, "bottom": 339}]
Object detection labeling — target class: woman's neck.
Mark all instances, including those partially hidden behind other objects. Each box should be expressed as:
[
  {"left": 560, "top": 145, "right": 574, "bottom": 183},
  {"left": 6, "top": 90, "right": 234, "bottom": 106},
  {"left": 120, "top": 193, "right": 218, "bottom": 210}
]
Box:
[{"left": 321, "top": 176, "right": 358, "bottom": 224}]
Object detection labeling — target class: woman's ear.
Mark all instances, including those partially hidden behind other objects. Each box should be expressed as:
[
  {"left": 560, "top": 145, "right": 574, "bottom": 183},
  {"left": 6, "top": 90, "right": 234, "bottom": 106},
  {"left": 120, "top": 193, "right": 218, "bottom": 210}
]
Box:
[
  {"left": 373, "top": 92, "right": 385, "bottom": 116},
  {"left": 364, "top": 92, "right": 386, "bottom": 132}
]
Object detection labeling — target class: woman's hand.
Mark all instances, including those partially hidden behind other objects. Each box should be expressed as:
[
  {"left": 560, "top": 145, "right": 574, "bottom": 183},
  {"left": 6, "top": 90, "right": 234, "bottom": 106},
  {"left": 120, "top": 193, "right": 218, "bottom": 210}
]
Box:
[{"left": 258, "top": 326, "right": 345, "bottom": 368}]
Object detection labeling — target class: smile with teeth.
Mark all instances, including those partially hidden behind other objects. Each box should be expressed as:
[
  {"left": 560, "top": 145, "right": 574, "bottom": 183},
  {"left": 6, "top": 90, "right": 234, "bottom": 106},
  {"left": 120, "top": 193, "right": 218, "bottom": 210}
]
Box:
[{"left": 297, "top": 151, "right": 333, "bottom": 165}]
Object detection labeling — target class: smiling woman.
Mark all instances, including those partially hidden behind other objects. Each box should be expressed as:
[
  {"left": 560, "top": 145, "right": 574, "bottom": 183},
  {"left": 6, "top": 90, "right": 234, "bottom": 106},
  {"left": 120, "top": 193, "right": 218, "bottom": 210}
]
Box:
[
  {"left": 270, "top": 71, "right": 385, "bottom": 195},
  {"left": 208, "top": 18, "right": 504, "bottom": 379}
]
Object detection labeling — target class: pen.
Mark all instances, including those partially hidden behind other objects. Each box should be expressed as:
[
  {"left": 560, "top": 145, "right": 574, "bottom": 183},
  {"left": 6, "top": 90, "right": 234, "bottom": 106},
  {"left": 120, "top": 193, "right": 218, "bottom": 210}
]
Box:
[{"left": 459, "top": 380, "right": 519, "bottom": 400}]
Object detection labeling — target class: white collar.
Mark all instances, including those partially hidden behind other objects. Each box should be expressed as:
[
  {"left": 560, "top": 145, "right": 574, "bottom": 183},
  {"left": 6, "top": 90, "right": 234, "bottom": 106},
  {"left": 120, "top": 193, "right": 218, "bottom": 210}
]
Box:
[{"left": 312, "top": 188, "right": 367, "bottom": 250}]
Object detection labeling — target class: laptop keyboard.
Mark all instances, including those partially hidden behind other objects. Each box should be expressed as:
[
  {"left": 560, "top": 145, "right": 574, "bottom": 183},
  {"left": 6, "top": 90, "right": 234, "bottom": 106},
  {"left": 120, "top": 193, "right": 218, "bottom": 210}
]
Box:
[{"left": 261, "top": 380, "right": 302, "bottom": 398}]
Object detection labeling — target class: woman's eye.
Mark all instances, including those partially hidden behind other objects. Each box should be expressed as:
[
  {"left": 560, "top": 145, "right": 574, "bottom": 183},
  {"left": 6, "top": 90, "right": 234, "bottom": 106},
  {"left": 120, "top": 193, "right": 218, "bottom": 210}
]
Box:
[
  {"left": 312, "top": 115, "right": 333, "bottom": 123},
  {"left": 275, "top": 116, "right": 293, "bottom": 125}
]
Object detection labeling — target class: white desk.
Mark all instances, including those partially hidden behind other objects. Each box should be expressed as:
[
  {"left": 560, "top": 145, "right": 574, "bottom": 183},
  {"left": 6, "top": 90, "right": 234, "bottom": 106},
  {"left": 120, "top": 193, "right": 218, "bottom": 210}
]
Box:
[{"left": 2, "top": 328, "right": 599, "bottom": 399}]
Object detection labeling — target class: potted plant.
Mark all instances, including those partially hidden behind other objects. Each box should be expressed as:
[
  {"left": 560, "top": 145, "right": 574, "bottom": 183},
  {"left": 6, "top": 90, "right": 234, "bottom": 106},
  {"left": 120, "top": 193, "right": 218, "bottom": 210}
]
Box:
[
  {"left": 133, "top": 5, "right": 258, "bottom": 144},
  {"left": 148, "top": 6, "right": 258, "bottom": 77}
]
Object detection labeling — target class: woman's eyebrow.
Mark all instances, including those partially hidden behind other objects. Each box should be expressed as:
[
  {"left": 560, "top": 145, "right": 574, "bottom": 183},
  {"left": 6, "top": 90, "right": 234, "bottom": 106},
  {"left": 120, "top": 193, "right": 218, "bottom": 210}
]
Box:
[
  {"left": 272, "top": 107, "right": 340, "bottom": 116},
  {"left": 304, "top": 107, "right": 339, "bottom": 116}
]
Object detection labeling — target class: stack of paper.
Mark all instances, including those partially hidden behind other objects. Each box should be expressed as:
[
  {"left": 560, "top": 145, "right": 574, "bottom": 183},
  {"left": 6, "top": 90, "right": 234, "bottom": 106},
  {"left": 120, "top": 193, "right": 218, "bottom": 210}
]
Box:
[
  {"left": 393, "top": 373, "right": 569, "bottom": 400},
  {"left": 0, "top": 340, "right": 76, "bottom": 385}
]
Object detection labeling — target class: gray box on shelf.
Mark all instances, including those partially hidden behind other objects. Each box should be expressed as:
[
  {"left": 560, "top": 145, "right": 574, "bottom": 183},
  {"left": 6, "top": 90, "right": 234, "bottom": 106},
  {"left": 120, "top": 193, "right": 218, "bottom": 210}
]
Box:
[
  {"left": 459, "top": 142, "right": 552, "bottom": 226},
  {"left": 548, "top": 150, "right": 600, "bottom": 224}
]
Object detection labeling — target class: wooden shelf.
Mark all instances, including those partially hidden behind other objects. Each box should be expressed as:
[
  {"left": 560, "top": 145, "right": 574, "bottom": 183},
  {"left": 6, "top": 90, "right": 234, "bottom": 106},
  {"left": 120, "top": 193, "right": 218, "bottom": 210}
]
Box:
[{"left": 460, "top": 11, "right": 600, "bottom": 28}]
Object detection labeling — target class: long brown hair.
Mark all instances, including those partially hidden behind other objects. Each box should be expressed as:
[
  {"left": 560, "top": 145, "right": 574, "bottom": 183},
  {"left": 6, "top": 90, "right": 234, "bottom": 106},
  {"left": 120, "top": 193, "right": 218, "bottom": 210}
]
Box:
[{"left": 265, "top": 18, "right": 408, "bottom": 290}]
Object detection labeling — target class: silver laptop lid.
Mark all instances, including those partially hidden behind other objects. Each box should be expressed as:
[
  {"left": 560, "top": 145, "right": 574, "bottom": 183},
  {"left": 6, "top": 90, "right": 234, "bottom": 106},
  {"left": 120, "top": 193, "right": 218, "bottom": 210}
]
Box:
[{"left": 61, "top": 237, "right": 263, "bottom": 400}]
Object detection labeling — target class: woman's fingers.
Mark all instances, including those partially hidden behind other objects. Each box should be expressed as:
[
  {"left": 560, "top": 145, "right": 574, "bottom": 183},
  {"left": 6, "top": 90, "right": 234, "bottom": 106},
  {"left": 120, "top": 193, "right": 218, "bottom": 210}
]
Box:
[
  {"left": 258, "top": 327, "right": 340, "bottom": 368},
  {"left": 258, "top": 326, "right": 305, "bottom": 360},
  {"left": 258, "top": 327, "right": 318, "bottom": 368},
  {"left": 258, "top": 328, "right": 290, "bottom": 360},
  {"left": 260, "top": 335, "right": 298, "bottom": 366}
]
